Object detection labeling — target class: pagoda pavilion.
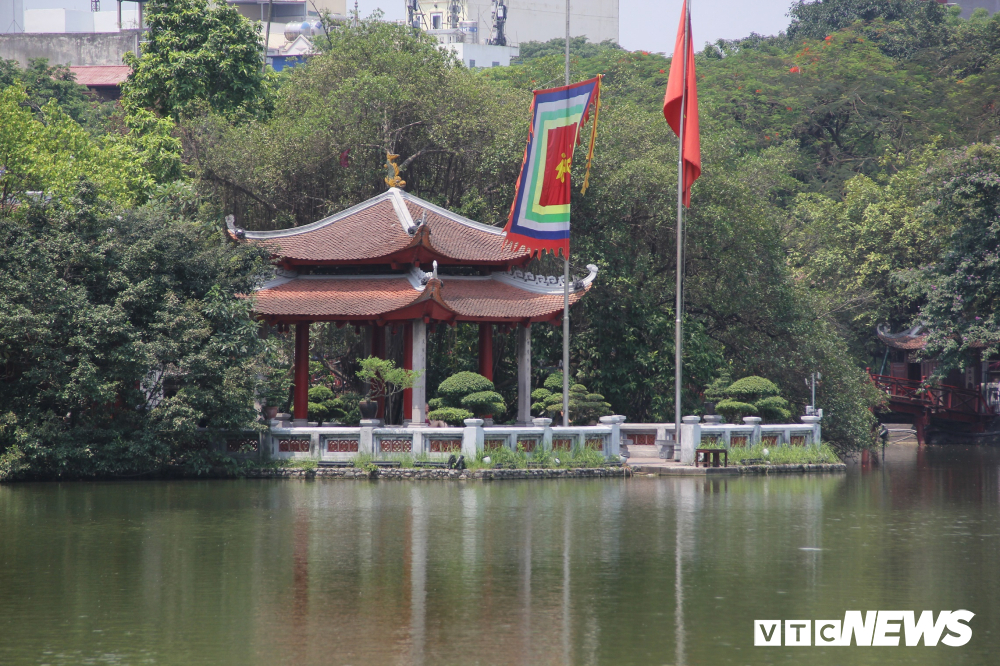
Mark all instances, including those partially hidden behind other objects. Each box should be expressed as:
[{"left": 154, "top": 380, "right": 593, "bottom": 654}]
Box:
[{"left": 228, "top": 187, "right": 598, "bottom": 426}]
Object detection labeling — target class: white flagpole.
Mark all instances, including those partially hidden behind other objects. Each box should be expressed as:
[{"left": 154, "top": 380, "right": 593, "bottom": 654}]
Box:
[
  {"left": 563, "top": 0, "right": 571, "bottom": 427},
  {"left": 674, "top": 0, "right": 690, "bottom": 454}
]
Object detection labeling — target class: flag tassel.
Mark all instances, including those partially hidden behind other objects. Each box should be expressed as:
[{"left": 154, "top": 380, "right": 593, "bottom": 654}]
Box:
[{"left": 580, "top": 75, "right": 602, "bottom": 195}]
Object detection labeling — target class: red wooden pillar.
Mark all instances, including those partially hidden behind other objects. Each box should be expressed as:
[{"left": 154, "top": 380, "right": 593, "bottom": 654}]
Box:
[
  {"left": 293, "top": 321, "right": 311, "bottom": 421},
  {"left": 402, "top": 322, "right": 414, "bottom": 422},
  {"left": 915, "top": 410, "right": 929, "bottom": 446},
  {"left": 478, "top": 322, "right": 493, "bottom": 381},
  {"left": 372, "top": 324, "right": 386, "bottom": 420}
]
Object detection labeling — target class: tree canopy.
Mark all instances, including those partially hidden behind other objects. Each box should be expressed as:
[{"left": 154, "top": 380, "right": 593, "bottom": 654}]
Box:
[
  {"left": 6, "top": 1, "right": 1000, "bottom": 475},
  {"left": 121, "top": 0, "right": 274, "bottom": 122}
]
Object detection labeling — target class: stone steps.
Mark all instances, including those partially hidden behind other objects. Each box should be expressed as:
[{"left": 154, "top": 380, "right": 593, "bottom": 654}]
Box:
[{"left": 624, "top": 444, "right": 660, "bottom": 458}]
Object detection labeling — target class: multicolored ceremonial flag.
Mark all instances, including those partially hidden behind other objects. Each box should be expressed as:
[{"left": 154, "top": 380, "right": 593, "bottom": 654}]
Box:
[{"left": 503, "top": 76, "right": 602, "bottom": 257}]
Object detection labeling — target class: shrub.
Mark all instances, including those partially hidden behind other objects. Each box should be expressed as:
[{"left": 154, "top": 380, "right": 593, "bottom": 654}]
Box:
[
  {"left": 337, "top": 391, "right": 362, "bottom": 426},
  {"left": 533, "top": 373, "right": 612, "bottom": 425},
  {"left": 461, "top": 390, "right": 506, "bottom": 417},
  {"left": 756, "top": 395, "right": 792, "bottom": 422},
  {"left": 308, "top": 386, "right": 334, "bottom": 402},
  {"left": 428, "top": 397, "right": 444, "bottom": 410},
  {"left": 724, "top": 376, "right": 780, "bottom": 402},
  {"left": 433, "top": 371, "right": 504, "bottom": 418},
  {"left": 428, "top": 407, "right": 473, "bottom": 426},
  {"left": 703, "top": 371, "right": 732, "bottom": 402},
  {"left": 714, "top": 376, "right": 794, "bottom": 424},
  {"left": 715, "top": 399, "right": 757, "bottom": 423},
  {"left": 543, "top": 372, "right": 564, "bottom": 392},
  {"left": 437, "top": 371, "right": 494, "bottom": 404}
]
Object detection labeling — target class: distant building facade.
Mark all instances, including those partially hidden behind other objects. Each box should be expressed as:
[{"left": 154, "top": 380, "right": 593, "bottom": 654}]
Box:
[
  {"left": 227, "top": 0, "right": 347, "bottom": 23},
  {"left": 1, "top": 0, "right": 143, "bottom": 34},
  {"left": 464, "top": 0, "right": 618, "bottom": 46}
]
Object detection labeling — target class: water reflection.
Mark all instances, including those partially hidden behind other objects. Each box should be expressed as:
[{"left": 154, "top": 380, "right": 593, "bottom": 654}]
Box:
[{"left": 0, "top": 444, "right": 999, "bottom": 665}]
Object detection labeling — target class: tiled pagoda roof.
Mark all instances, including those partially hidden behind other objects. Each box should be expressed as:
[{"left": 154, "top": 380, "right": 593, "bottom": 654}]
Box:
[
  {"left": 228, "top": 188, "right": 531, "bottom": 268},
  {"left": 252, "top": 265, "right": 599, "bottom": 324},
  {"left": 877, "top": 325, "right": 928, "bottom": 350}
]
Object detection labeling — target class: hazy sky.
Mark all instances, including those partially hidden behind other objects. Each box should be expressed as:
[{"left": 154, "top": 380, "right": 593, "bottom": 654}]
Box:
[{"left": 355, "top": 1, "right": 794, "bottom": 54}]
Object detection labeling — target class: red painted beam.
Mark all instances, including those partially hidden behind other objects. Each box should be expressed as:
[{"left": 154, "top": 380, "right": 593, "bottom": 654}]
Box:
[{"left": 293, "top": 322, "right": 311, "bottom": 421}]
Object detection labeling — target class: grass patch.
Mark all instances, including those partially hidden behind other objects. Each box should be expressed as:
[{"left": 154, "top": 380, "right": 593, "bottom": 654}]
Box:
[
  {"left": 469, "top": 444, "right": 607, "bottom": 469},
  {"left": 277, "top": 458, "right": 318, "bottom": 470},
  {"left": 726, "top": 443, "right": 840, "bottom": 465}
]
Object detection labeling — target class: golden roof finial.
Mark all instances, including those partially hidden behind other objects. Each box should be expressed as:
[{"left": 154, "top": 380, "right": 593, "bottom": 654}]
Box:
[{"left": 384, "top": 151, "right": 406, "bottom": 189}]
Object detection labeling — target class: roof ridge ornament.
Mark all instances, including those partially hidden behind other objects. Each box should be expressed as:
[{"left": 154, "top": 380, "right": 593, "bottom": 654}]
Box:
[
  {"left": 384, "top": 151, "right": 406, "bottom": 189},
  {"left": 494, "top": 263, "right": 599, "bottom": 294},
  {"left": 408, "top": 264, "right": 432, "bottom": 287},
  {"left": 408, "top": 209, "right": 427, "bottom": 237}
]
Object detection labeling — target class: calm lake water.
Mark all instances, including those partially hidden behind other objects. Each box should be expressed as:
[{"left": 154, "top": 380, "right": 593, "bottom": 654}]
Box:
[{"left": 1, "top": 443, "right": 998, "bottom": 665}]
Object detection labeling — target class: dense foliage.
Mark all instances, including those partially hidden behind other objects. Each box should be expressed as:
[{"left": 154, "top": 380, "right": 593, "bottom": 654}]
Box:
[
  {"left": 0, "top": 182, "right": 270, "bottom": 479},
  {"left": 5, "top": 0, "right": 1000, "bottom": 476},
  {"left": 121, "top": 0, "right": 274, "bottom": 122}
]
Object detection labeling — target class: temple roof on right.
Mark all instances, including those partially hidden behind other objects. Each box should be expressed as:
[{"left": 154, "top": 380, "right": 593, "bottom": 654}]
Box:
[{"left": 227, "top": 188, "right": 531, "bottom": 269}]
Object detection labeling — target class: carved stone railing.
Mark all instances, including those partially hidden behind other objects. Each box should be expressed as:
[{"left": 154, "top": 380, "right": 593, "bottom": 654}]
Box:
[{"left": 264, "top": 414, "right": 820, "bottom": 465}]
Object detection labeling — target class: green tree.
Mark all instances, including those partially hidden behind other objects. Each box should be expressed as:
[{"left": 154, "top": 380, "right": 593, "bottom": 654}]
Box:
[
  {"left": 0, "top": 181, "right": 270, "bottom": 480},
  {"left": 788, "top": 147, "right": 953, "bottom": 361},
  {"left": 121, "top": 0, "right": 274, "bottom": 122},
  {"left": 787, "top": 0, "right": 945, "bottom": 41},
  {"left": 900, "top": 142, "right": 1000, "bottom": 372},
  {"left": 189, "top": 17, "right": 528, "bottom": 228},
  {"left": 0, "top": 57, "right": 112, "bottom": 131},
  {"left": 0, "top": 85, "right": 172, "bottom": 211}
]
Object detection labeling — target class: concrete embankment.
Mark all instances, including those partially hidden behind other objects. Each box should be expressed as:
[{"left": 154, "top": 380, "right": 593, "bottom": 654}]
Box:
[
  {"left": 628, "top": 462, "right": 846, "bottom": 476},
  {"left": 247, "top": 466, "right": 632, "bottom": 480}
]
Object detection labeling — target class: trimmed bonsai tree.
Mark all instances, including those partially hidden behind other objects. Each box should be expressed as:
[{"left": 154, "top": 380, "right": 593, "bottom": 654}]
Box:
[
  {"left": 702, "top": 369, "right": 732, "bottom": 408},
  {"left": 355, "top": 356, "right": 421, "bottom": 422},
  {"left": 531, "top": 372, "right": 612, "bottom": 425},
  {"left": 307, "top": 386, "right": 347, "bottom": 424},
  {"left": 715, "top": 375, "right": 792, "bottom": 423},
  {"left": 429, "top": 371, "right": 506, "bottom": 423}
]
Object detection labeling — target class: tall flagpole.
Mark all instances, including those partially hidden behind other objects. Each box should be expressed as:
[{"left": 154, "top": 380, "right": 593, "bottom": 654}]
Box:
[
  {"left": 674, "top": 0, "right": 690, "bottom": 453},
  {"left": 562, "top": 0, "right": 571, "bottom": 427}
]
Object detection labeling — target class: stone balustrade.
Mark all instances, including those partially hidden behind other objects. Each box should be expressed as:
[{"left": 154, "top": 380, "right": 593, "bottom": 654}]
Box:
[
  {"left": 264, "top": 415, "right": 628, "bottom": 461},
  {"left": 251, "top": 413, "right": 821, "bottom": 464}
]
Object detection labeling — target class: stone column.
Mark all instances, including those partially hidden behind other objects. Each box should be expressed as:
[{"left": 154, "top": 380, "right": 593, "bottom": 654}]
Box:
[
  {"left": 293, "top": 321, "right": 311, "bottom": 424},
  {"left": 516, "top": 323, "right": 532, "bottom": 425},
  {"left": 680, "top": 415, "right": 701, "bottom": 465},
  {"left": 402, "top": 322, "right": 413, "bottom": 424},
  {"left": 801, "top": 415, "right": 822, "bottom": 447},
  {"left": 411, "top": 319, "right": 427, "bottom": 425},
  {"left": 743, "top": 416, "right": 763, "bottom": 446},
  {"left": 359, "top": 419, "right": 377, "bottom": 455},
  {"left": 533, "top": 417, "right": 553, "bottom": 451},
  {"left": 600, "top": 415, "right": 627, "bottom": 458},
  {"left": 462, "top": 418, "right": 484, "bottom": 459}
]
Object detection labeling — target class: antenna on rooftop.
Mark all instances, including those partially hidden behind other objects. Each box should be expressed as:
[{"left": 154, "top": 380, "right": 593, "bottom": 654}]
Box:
[
  {"left": 405, "top": 0, "right": 423, "bottom": 29},
  {"left": 91, "top": 0, "right": 100, "bottom": 10},
  {"left": 487, "top": 0, "right": 507, "bottom": 46}
]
